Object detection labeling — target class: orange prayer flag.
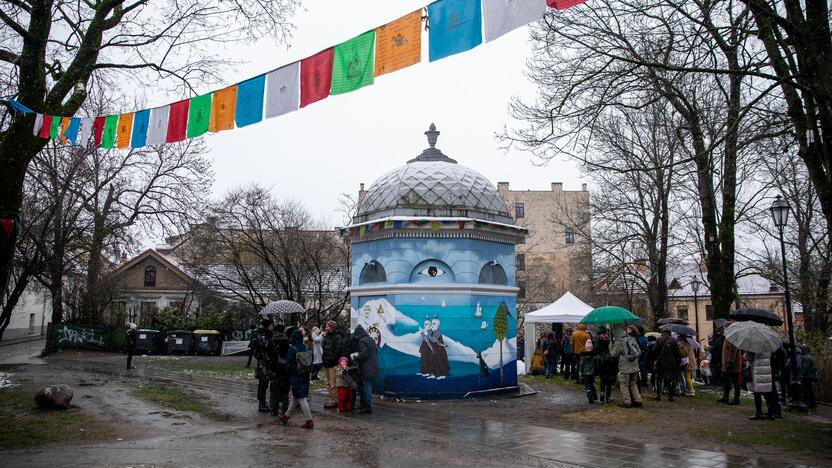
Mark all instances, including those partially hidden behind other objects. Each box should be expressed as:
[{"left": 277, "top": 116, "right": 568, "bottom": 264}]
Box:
[
  {"left": 209, "top": 85, "right": 237, "bottom": 132},
  {"left": 374, "top": 10, "right": 422, "bottom": 77},
  {"left": 116, "top": 113, "right": 134, "bottom": 148},
  {"left": 59, "top": 117, "right": 71, "bottom": 144}
]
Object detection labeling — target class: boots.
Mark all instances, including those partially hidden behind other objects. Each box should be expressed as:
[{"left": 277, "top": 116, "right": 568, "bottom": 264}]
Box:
[
  {"left": 278, "top": 414, "right": 289, "bottom": 426},
  {"left": 258, "top": 401, "right": 271, "bottom": 413},
  {"left": 301, "top": 420, "right": 314, "bottom": 429}
]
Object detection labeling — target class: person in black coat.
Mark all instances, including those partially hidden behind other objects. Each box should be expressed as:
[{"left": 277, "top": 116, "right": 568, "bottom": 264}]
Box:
[
  {"left": 278, "top": 329, "right": 314, "bottom": 429},
  {"left": 126, "top": 323, "right": 138, "bottom": 370},
  {"left": 543, "top": 332, "right": 560, "bottom": 378},
  {"left": 653, "top": 329, "right": 682, "bottom": 402},
  {"left": 351, "top": 325, "right": 378, "bottom": 413},
  {"left": 270, "top": 324, "right": 291, "bottom": 416},
  {"left": 710, "top": 329, "right": 724, "bottom": 387},
  {"left": 321, "top": 320, "right": 346, "bottom": 409},
  {"left": 251, "top": 318, "right": 279, "bottom": 413}
]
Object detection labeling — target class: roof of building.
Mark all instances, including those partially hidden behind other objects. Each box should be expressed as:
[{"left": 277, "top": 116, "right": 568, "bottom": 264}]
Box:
[
  {"left": 106, "top": 248, "right": 195, "bottom": 285},
  {"left": 354, "top": 124, "right": 512, "bottom": 224}
]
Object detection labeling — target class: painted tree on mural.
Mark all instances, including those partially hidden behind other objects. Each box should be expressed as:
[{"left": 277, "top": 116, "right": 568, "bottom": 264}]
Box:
[{"left": 494, "top": 301, "right": 509, "bottom": 384}]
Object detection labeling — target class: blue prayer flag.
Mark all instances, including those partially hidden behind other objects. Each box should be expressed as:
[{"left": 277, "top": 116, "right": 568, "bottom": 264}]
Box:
[
  {"left": 428, "top": 0, "right": 483, "bottom": 62},
  {"left": 64, "top": 117, "right": 81, "bottom": 144},
  {"left": 131, "top": 109, "right": 150, "bottom": 148},
  {"left": 5, "top": 98, "right": 34, "bottom": 113},
  {"left": 236, "top": 74, "right": 266, "bottom": 127}
]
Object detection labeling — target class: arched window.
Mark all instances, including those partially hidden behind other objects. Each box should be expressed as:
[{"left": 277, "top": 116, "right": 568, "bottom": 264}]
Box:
[
  {"left": 144, "top": 265, "right": 157, "bottom": 287},
  {"left": 359, "top": 261, "right": 387, "bottom": 284},
  {"left": 479, "top": 262, "right": 507, "bottom": 285}
]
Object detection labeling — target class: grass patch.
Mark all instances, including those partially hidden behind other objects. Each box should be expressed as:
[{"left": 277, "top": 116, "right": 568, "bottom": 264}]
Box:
[
  {"left": 695, "top": 418, "right": 832, "bottom": 458},
  {"left": 0, "top": 386, "right": 113, "bottom": 449},
  {"left": 132, "top": 383, "right": 232, "bottom": 422},
  {"left": 148, "top": 357, "right": 254, "bottom": 380}
]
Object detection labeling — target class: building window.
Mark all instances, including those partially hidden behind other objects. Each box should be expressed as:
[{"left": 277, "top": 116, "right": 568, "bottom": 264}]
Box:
[
  {"left": 140, "top": 302, "right": 157, "bottom": 327},
  {"left": 478, "top": 262, "right": 507, "bottom": 285},
  {"left": 565, "top": 228, "right": 575, "bottom": 244},
  {"left": 705, "top": 304, "right": 714, "bottom": 321},
  {"left": 676, "top": 305, "right": 689, "bottom": 321},
  {"left": 359, "top": 261, "right": 387, "bottom": 284},
  {"left": 144, "top": 265, "right": 156, "bottom": 287},
  {"left": 517, "top": 281, "right": 526, "bottom": 299},
  {"left": 515, "top": 202, "right": 525, "bottom": 219},
  {"left": 516, "top": 254, "right": 525, "bottom": 271}
]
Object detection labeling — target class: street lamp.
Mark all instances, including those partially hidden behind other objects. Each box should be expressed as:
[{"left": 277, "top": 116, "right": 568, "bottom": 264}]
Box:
[
  {"left": 769, "top": 194, "right": 806, "bottom": 410},
  {"left": 690, "top": 276, "right": 701, "bottom": 341}
]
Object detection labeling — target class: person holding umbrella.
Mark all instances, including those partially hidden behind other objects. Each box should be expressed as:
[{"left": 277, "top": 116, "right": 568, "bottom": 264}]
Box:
[
  {"left": 745, "top": 350, "right": 776, "bottom": 420},
  {"left": 719, "top": 321, "right": 742, "bottom": 405},
  {"left": 610, "top": 325, "right": 643, "bottom": 408},
  {"left": 653, "top": 328, "right": 682, "bottom": 402},
  {"left": 723, "top": 320, "right": 784, "bottom": 417},
  {"left": 677, "top": 334, "right": 698, "bottom": 396}
]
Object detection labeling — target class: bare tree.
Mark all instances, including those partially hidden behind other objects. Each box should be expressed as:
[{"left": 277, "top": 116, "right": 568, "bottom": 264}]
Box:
[{"left": 0, "top": 0, "right": 298, "bottom": 319}]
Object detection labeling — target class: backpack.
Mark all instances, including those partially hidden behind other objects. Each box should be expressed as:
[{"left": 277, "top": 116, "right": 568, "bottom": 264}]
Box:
[
  {"left": 294, "top": 348, "right": 314, "bottom": 375},
  {"left": 625, "top": 338, "right": 641, "bottom": 362}
]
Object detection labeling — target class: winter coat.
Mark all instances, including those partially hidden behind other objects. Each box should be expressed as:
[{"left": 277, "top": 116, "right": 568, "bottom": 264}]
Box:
[
  {"left": 579, "top": 351, "right": 598, "bottom": 377},
  {"left": 286, "top": 330, "right": 311, "bottom": 398},
  {"left": 354, "top": 325, "right": 378, "bottom": 379},
  {"left": 322, "top": 329, "right": 346, "bottom": 368},
  {"left": 679, "top": 341, "right": 697, "bottom": 371},
  {"left": 517, "top": 337, "right": 525, "bottom": 361},
  {"left": 745, "top": 351, "right": 773, "bottom": 394},
  {"left": 710, "top": 334, "right": 724, "bottom": 370},
  {"left": 611, "top": 335, "right": 640, "bottom": 375},
  {"left": 653, "top": 334, "right": 682, "bottom": 380},
  {"left": 561, "top": 334, "right": 572, "bottom": 355},
  {"left": 722, "top": 338, "right": 742, "bottom": 373},
  {"left": 543, "top": 337, "right": 559, "bottom": 364},
  {"left": 571, "top": 329, "right": 590, "bottom": 355},
  {"left": 531, "top": 349, "right": 544, "bottom": 375},
  {"left": 595, "top": 339, "right": 618, "bottom": 379},
  {"left": 126, "top": 329, "right": 137, "bottom": 350},
  {"left": 311, "top": 331, "right": 323, "bottom": 365},
  {"left": 252, "top": 329, "right": 279, "bottom": 381},
  {"left": 799, "top": 353, "right": 817, "bottom": 382}
]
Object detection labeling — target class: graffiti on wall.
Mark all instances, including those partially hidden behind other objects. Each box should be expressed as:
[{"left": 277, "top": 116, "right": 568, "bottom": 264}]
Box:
[{"left": 53, "top": 323, "right": 108, "bottom": 350}]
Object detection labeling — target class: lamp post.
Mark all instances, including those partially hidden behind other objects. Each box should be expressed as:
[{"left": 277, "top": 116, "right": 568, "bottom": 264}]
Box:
[
  {"left": 690, "top": 276, "right": 701, "bottom": 341},
  {"left": 770, "top": 194, "right": 806, "bottom": 410}
]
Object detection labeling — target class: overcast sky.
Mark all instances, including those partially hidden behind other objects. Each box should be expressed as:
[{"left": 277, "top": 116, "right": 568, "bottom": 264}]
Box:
[{"left": 195, "top": 0, "right": 583, "bottom": 227}]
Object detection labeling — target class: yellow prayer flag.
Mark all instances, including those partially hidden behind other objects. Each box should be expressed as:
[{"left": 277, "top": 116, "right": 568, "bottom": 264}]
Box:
[
  {"left": 59, "top": 117, "right": 71, "bottom": 144},
  {"left": 209, "top": 85, "right": 237, "bottom": 133},
  {"left": 116, "top": 113, "right": 133, "bottom": 148},
  {"left": 374, "top": 10, "right": 422, "bottom": 77},
  {"left": 430, "top": 221, "right": 441, "bottom": 232}
]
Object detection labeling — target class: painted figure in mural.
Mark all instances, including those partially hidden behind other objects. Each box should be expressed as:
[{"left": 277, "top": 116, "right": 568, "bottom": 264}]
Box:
[
  {"left": 429, "top": 316, "right": 450, "bottom": 379},
  {"left": 419, "top": 317, "right": 434, "bottom": 376},
  {"left": 368, "top": 325, "right": 382, "bottom": 347},
  {"left": 477, "top": 353, "right": 489, "bottom": 379}
]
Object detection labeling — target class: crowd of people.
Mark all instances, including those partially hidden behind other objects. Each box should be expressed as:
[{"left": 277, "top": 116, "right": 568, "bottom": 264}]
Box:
[
  {"left": 247, "top": 318, "right": 378, "bottom": 429},
  {"left": 524, "top": 321, "right": 818, "bottom": 418}
]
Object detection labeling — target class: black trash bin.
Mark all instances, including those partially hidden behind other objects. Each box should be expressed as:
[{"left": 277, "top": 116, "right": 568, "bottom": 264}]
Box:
[
  {"left": 136, "top": 329, "right": 162, "bottom": 354},
  {"left": 194, "top": 330, "right": 222, "bottom": 355},
  {"left": 166, "top": 330, "right": 194, "bottom": 355}
]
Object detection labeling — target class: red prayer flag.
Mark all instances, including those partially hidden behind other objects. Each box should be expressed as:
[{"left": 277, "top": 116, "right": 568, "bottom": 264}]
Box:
[
  {"left": 38, "top": 115, "right": 53, "bottom": 138},
  {"left": 166, "top": 100, "right": 189, "bottom": 143},
  {"left": 0, "top": 219, "right": 13, "bottom": 238},
  {"left": 546, "top": 0, "right": 587, "bottom": 10},
  {"left": 92, "top": 116, "right": 106, "bottom": 145},
  {"left": 300, "top": 48, "right": 333, "bottom": 108}
]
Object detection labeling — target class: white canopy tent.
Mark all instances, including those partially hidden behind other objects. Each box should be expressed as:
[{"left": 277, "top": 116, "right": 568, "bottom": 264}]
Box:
[{"left": 522, "top": 292, "right": 594, "bottom": 373}]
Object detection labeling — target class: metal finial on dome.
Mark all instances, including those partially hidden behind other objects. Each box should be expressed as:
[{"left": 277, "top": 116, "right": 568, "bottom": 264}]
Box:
[{"left": 425, "top": 123, "right": 439, "bottom": 148}]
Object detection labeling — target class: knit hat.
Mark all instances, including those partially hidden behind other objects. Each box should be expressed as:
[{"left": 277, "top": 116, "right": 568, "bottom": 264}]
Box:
[
  {"left": 584, "top": 339, "right": 593, "bottom": 352},
  {"left": 339, "top": 356, "right": 349, "bottom": 366}
]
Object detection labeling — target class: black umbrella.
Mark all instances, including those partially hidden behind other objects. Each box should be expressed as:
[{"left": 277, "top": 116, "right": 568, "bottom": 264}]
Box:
[
  {"left": 713, "top": 318, "right": 726, "bottom": 330},
  {"left": 730, "top": 307, "right": 783, "bottom": 327},
  {"left": 657, "top": 317, "right": 689, "bottom": 326},
  {"left": 660, "top": 323, "right": 696, "bottom": 336}
]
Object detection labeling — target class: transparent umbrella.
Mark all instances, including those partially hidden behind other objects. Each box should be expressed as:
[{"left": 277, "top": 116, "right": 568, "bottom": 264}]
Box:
[
  {"left": 260, "top": 300, "right": 305, "bottom": 317},
  {"left": 724, "top": 321, "right": 782, "bottom": 354}
]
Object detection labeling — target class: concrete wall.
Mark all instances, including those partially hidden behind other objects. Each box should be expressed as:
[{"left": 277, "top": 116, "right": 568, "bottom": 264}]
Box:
[{"left": 4, "top": 286, "right": 50, "bottom": 340}]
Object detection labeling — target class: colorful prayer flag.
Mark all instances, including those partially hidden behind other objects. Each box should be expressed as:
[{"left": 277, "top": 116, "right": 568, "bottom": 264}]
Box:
[
  {"left": 300, "top": 48, "right": 333, "bottom": 108},
  {"left": 32, "top": 114, "right": 43, "bottom": 136},
  {"left": 92, "top": 116, "right": 106, "bottom": 145},
  {"left": 116, "top": 113, "right": 133, "bottom": 148},
  {"left": 49, "top": 115, "right": 62, "bottom": 139},
  {"left": 166, "top": 100, "right": 189, "bottom": 143},
  {"left": 359, "top": 225, "right": 366, "bottom": 236},
  {"left": 147, "top": 105, "right": 170, "bottom": 146},
  {"left": 38, "top": 115, "right": 52, "bottom": 138},
  {"left": 331, "top": 31, "right": 375, "bottom": 95},
  {"left": 428, "top": 0, "right": 483, "bottom": 62},
  {"left": 78, "top": 117, "right": 94, "bottom": 146},
  {"left": 265, "top": 63, "right": 299, "bottom": 118},
  {"left": 59, "top": 117, "right": 71, "bottom": 143},
  {"left": 546, "top": 0, "right": 587, "bottom": 10},
  {"left": 383, "top": 220, "right": 394, "bottom": 229},
  {"left": 209, "top": 85, "right": 237, "bottom": 132},
  {"left": 186, "top": 94, "right": 211, "bottom": 138},
  {"left": 483, "top": 0, "right": 547, "bottom": 42},
  {"left": 375, "top": 10, "right": 422, "bottom": 77},
  {"left": 430, "top": 221, "right": 441, "bottom": 231},
  {"left": 393, "top": 220, "right": 403, "bottom": 230},
  {"left": 236, "top": 75, "right": 266, "bottom": 127},
  {"left": 64, "top": 118, "right": 81, "bottom": 145},
  {"left": 100, "top": 114, "right": 119, "bottom": 148},
  {"left": 131, "top": 109, "right": 150, "bottom": 148}
]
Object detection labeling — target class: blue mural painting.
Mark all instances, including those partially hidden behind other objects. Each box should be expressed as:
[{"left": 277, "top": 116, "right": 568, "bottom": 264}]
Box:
[{"left": 342, "top": 124, "right": 526, "bottom": 399}]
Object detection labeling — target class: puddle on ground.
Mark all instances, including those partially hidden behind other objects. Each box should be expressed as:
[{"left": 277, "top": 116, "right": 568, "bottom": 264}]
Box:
[{"left": 0, "top": 371, "right": 16, "bottom": 388}]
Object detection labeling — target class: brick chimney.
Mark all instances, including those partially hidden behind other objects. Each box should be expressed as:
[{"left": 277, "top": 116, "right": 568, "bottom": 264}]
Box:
[
  {"left": 582, "top": 183, "right": 588, "bottom": 191},
  {"left": 358, "top": 183, "right": 366, "bottom": 204},
  {"left": 551, "top": 182, "right": 563, "bottom": 192}
]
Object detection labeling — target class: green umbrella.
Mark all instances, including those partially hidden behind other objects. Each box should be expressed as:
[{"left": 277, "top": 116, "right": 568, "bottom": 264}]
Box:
[{"left": 580, "top": 306, "right": 640, "bottom": 326}]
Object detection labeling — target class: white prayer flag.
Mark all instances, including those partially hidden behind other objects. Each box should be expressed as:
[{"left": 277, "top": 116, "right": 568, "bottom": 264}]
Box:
[
  {"left": 483, "top": 0, "right": 547, "bottom": 43},
  {"left": 146, "top": 105, "right": 170, "bottom": 146},
  {"left": 265, "top": 62, "right": 300, "bottom": 119},
  {"left": 32, "top": 114, "right": 43, "bottom": 136},
  {"left": 77, "top": 117, "right": 94, "bottom": 146}
]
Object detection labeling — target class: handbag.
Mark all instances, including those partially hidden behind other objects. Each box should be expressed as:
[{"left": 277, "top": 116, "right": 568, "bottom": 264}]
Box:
[{"left": 679, "top": 356, "right": 689, "bottom": 371}]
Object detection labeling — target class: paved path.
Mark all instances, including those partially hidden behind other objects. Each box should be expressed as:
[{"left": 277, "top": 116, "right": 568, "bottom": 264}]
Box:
[{"left": 46, "top": 354, "right": 798, "bottom": 468}]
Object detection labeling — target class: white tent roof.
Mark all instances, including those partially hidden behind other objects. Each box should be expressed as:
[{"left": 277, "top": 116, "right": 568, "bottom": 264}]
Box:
[{"left": 524, "top": 292, "right": 594, "bottom": 324}]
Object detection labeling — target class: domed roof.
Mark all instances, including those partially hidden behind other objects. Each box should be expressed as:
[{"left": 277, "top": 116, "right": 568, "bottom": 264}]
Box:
[{"left": 354, "top": 124, "right": 512, "bottom": 224}]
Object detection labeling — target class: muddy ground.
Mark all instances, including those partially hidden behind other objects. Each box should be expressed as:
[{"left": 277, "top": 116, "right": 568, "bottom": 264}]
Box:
[{"left": 1, "top": 348, "right": 830, "bottom": 467}]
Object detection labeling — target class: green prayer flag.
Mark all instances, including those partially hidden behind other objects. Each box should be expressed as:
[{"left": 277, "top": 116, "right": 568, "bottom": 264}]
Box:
[
  {"left": 187, "top": 93, "right": 211, "bottom": 138},
  {"left": 100, "top": 115, "right": 119, "bottom": 148},
  {"left": 49, "top": 116, "right": 62, "bottom": 139},
  {"left": 331, "top": 30, "right": 375, "bottom": 95}
]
